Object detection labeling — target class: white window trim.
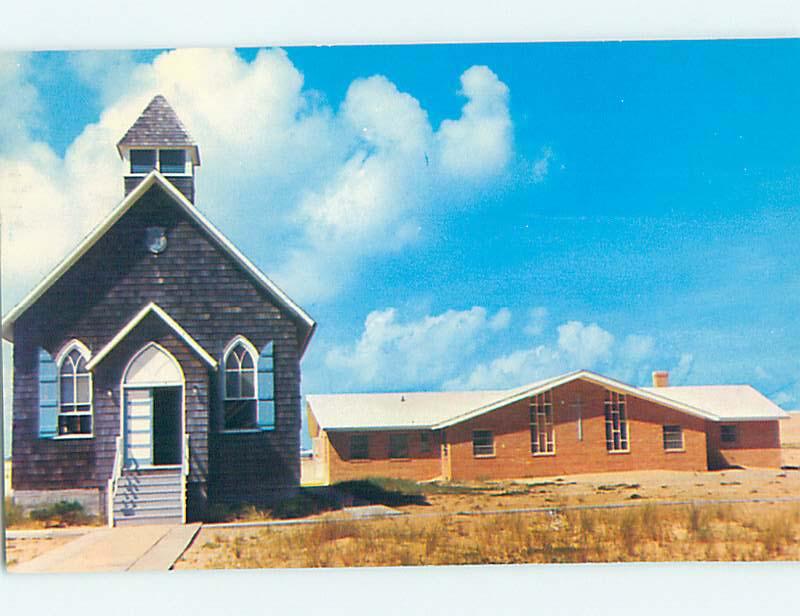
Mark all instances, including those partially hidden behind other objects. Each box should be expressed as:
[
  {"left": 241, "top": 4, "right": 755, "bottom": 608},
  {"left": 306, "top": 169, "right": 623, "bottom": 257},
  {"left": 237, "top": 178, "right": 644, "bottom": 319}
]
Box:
[
  {"left": 56, "top": 340, "right": 94, "bottom": 438},
  {"left": 530, "top": 391, "right": 555, "bottom": 456},
  {"left": 128, "top": 147, "right": 193, "bottom": 177},
  {"left": 663, "top": 425, "right": 685, "bottom": 452},
  {"left": 222, "top": 335, "right": 259, "bottom": 431},
  {"left": 605, "top": 390, "right": 630, "bottom": 453},
  {"left": 472, "top": 430, "right": 496, "bottom": 458}
]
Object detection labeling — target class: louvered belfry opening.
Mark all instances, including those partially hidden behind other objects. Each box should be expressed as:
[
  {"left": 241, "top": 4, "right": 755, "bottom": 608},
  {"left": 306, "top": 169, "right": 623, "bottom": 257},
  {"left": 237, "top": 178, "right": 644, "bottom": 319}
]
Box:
[{"left": 116, "top": 95, "right": 201, "bottom": 202}]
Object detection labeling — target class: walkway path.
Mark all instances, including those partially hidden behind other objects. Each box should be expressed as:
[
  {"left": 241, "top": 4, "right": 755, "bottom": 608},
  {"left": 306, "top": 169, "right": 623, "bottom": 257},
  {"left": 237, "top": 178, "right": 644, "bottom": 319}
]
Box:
[{"left": 9, "top": 523, "right": 200, "bottom": 573}]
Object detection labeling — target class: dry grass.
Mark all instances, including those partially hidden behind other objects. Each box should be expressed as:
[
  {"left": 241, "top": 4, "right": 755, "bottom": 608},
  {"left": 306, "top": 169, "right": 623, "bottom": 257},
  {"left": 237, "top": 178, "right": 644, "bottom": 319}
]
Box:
[{"left": 175, "top": 501, "right": 800, "bottom": 569}]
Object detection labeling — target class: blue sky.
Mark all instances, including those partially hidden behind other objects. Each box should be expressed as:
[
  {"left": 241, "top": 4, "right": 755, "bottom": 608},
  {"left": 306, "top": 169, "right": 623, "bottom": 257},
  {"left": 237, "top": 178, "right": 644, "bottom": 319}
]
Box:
[{"left": 3, "top": 40, "right": 800, "bottom": 451}]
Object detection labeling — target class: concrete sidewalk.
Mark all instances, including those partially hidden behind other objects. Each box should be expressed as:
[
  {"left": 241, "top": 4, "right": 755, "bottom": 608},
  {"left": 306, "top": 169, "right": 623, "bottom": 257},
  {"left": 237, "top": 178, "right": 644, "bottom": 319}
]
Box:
[{"left": 9, "top": 523, "right": 200, "bottom": 574}]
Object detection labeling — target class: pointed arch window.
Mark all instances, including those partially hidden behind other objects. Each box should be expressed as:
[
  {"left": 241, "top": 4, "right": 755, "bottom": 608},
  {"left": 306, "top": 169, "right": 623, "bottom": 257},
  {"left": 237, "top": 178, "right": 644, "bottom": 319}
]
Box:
[
  {"left": 57, "top": 342, "right": 93, "bottom": 436},
  {"left": 224, "top": 339, "right": 258, "bottom": 430}
]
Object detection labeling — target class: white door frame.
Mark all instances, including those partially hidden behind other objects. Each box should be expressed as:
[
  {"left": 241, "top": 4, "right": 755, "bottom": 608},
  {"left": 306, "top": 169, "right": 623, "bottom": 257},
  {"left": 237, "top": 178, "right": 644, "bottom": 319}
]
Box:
[{"left": 120, "top": 342, "right": 186, "bottom": 470}]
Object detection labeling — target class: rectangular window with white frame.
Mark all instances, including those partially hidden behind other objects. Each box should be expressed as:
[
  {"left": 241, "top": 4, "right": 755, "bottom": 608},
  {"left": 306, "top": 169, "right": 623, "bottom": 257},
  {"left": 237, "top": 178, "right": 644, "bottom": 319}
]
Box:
[
  {"left": 662, "top": 425, "right": 684, "bottom": 451},
  {"left": 530, "top": 390, "right": 555, "bottom": 455},
  {"left": 472, "top": 430, "right": 495, "bottom": 457},
  {"left": 604, "top": 390, "right": 629, "bottom": 452}
]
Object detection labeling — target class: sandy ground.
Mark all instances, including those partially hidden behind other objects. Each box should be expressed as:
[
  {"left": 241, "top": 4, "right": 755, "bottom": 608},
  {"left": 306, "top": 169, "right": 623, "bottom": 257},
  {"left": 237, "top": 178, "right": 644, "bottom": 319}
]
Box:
[
  {"left": 5, "top": 534, "right": 83, "bottom": 568},
  {"left": 781, "top": 412, "right": 800, "bottom": 466},
  {"left": 319, "top": 467, "right": 800, "bottom": 519},
  {"left": 177, "top": 466, "right": 800, "bottom": 569}
]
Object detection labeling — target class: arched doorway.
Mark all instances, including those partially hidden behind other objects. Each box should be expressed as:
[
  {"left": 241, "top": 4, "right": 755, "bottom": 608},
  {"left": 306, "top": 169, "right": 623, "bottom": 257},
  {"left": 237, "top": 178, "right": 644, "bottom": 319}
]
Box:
[{"left": 121, "top": 342, "right": 185, "bottom": 469}]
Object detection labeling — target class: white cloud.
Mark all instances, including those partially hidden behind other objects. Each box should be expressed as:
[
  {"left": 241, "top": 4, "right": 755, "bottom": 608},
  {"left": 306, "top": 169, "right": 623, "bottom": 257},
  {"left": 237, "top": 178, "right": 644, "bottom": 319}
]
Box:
[
  {"left": 0, "top": 49, "right": 515, "bottom": 308},
  {"left": 523, "top": 306, "right": 548, "bottom": 336},
  {"left": 324, "top": 305, "right": 673, "bottom": 393},
  {"left": 556, "top": 320, "right": 614, "bottom": 367},
  {"left": 436, "top": 66, "right": 512, "bottom": 181},
  {"left": 531, "top": 146, "right": 553, "bottom": 183},
  {"left": 0, "top": 53, "right": 41, "bottom": 154},
  {"left": 489, "top": 307, "right": 512, "bottom": 331},
  {"left": 670, "top": 352, "right": 694, "bottom": 384},
  {"left": 446, "top": 320, "right": 663, "bottom": 391},
  {"left": 324, "top": 306, "right": 511, "bottom": 391}
]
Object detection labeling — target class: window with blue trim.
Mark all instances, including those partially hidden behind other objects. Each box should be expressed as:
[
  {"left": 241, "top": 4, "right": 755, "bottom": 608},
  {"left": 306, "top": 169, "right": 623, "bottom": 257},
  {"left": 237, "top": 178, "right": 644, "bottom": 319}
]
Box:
[{"left": 224, "top": 342, "right": 257, "bottom": 430}]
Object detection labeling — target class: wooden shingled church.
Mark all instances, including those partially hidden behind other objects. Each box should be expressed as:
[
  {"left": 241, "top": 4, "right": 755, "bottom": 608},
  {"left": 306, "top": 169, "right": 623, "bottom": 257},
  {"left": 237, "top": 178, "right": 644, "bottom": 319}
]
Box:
[{"left": 3, "top": 95, "right": 316, "bottom": 525}]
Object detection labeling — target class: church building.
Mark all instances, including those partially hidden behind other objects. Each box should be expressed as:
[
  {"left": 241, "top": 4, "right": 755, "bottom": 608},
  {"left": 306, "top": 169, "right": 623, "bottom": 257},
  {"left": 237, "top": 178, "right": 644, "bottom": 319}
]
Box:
[{"left": 3, "top": 95, "right": 315, "bottom": 525}]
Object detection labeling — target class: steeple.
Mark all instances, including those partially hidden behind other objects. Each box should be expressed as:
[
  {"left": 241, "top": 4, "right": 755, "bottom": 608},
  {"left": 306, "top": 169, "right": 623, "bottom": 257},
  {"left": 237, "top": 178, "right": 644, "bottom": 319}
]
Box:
[{"left": 116, "top": 95, "right": 201, "bottom": 202}]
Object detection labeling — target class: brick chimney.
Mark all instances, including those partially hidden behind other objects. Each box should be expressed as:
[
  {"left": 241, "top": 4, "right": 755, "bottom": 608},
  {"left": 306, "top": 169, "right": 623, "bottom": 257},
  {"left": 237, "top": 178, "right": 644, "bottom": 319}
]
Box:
[{"left": 652, "top": 371, "right": 669, "bottom": 387}]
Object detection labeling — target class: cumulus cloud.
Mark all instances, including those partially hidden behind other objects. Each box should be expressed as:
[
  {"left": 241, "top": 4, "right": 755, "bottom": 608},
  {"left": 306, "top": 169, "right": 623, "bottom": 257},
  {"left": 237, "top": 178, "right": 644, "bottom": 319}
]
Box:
[
  {"left": 324, "top": 306, "right": 512, "bottom": 391},
  {"left": 436, "top": 65, "right": 512, "bottom": 181},
  {"left": 524, "top": 306, "right": 548, "bottom": 336},
  {"left": 0, "top": 53, "right": 41, "bottom": 153},
  {"left": 489, "top": 307, "right": 512, "bottom": 331},
  {"left": 446, "top": 319, "right": 621, "bottom": 390},
  {"left": 0, "top": 49, "right": 515, "bottom": 308},
  {"left": 323, "top": 304, "right": 672, "bottom": 393}
]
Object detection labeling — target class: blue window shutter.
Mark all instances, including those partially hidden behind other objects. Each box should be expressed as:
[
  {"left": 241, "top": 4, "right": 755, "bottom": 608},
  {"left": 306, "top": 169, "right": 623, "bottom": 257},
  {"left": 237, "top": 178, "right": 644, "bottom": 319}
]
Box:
[
  {"left": 256, "top": 342, "right": 275, "bottom": 430},
  {"left": 38, "top": 348, "right": 58, "bottom": 438}
]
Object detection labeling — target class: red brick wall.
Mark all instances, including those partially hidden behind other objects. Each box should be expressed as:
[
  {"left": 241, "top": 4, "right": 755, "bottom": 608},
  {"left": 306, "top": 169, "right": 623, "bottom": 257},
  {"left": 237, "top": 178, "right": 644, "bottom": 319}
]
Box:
[
  {"left": 326, "top": 429, "right": 441, "bottom": 483},
  {"left": 706, "top": 420, "right": 782, "bottom": 469},
  {"left": 447, "top": 380, "right": 709, "bottom": 481}
]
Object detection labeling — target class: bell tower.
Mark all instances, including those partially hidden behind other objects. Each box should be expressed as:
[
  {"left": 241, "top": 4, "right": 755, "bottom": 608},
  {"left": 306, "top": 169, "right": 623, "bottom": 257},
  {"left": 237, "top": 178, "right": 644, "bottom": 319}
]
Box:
[{"left": 116, "top": 95, "right": 201, "bottom": 202}]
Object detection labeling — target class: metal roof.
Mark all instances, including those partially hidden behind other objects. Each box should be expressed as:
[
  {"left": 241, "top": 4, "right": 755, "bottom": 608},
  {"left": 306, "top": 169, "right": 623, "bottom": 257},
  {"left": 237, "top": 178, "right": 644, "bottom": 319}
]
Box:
[
  {"left": 308, "top": 370, "right": 789, "bottom": 432},
  {"left": 640, "top": 385, "right": 789, "bottom": 422}
]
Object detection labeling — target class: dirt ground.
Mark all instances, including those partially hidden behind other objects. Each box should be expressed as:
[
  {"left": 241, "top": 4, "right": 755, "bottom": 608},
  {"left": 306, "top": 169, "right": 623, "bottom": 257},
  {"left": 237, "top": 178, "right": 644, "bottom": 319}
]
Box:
[
  {"left": 314, "top": 467, "right": 800, "bottom": 519},
  {"left": 176, "top": 465, "right": 800, "bottom": 569},
  {"left": 4, "top": 534, "right": 84, "bottom": 569},
  {"left": 781, "top": 412, "right": 800, "bottom": 466},
  {"left": 176, "top": 499, "right": 800, "bottom": 569}
]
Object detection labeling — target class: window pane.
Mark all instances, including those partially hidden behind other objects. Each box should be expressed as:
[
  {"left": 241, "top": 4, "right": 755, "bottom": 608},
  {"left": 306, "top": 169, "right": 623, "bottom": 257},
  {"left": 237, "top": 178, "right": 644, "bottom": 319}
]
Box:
[
  {"left": 389, "top": 434, "right": 409, "bottom": 458},
  {"left": 159, "top": 149, "right": 186, "bottom": 174},
  {"left": 76, "top": 374, "right": 91, "bottom": 404},
  {"left": 226, "top": 371, "right": 240, "bottom": 398},
  {"left": 240, "top": 350, "right": 254, "bottom": 370},
  {"left": 79, "top": 415, "right": 92, "bottom": 434},
  {"left": 351, "top": 435, "right": 369, "bottom": 459},
  {"left": 60, "top": 377, "right": 74, "bottom": 404},
  {"left": 131, "top": 149, "right": 156, "bottom": 173},
  {"left": 241, "top": 370, "right": 255, "bottom": 398}
]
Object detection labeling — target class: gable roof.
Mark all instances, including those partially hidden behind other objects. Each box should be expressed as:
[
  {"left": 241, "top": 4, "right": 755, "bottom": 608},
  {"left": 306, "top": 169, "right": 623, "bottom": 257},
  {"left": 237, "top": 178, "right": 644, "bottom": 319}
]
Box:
[
  {"left": 117, "top": 95, "right": 200, "bottom": 164},
  {"left": 85, "top": 302, "right": 216, "bottom": 370},
  {"left": 1, "top": 171, "right": 316, "bottom": 355},
  {"left": 308, "top": 369, "right": 789, "bottom": 432}
]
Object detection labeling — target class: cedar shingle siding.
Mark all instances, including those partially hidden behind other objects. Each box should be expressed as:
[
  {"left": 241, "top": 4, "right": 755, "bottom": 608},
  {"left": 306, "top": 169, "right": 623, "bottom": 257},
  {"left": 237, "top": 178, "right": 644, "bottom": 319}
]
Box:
[{"left": 12, "top": 183, "right": 305, "bottom": 519}]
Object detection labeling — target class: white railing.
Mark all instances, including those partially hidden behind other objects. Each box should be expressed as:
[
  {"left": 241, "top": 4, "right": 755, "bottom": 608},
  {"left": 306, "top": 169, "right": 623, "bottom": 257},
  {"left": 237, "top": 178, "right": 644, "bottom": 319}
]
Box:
[
  {"left": 106, "top": 435, "right": 123, "bottom": 527},
  {"left": 181, "top": 433, "right": 189, "bottom": 522}
]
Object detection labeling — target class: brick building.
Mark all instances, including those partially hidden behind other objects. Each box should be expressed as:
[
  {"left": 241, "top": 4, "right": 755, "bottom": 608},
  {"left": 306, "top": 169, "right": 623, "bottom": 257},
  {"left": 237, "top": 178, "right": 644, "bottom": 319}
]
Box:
[
  {"left": 3, "top": 96, "right": 315, "bottom": 524},
  {"left": 307, "top": 369, "right": 787, "bottom": 484}
]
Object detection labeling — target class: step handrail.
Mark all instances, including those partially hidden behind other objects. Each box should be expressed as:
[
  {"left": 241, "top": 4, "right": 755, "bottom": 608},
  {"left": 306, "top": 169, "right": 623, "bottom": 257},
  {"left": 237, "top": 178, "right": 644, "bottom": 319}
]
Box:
[
  {"left": 182, "top": 433, "right": 190, "bottom": 477},
  {"left": 106, "top": 435, "right": 123, "bottom": 527},
  {"left": 181, "top": 432, "right": 189, "bottom": 522}
]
